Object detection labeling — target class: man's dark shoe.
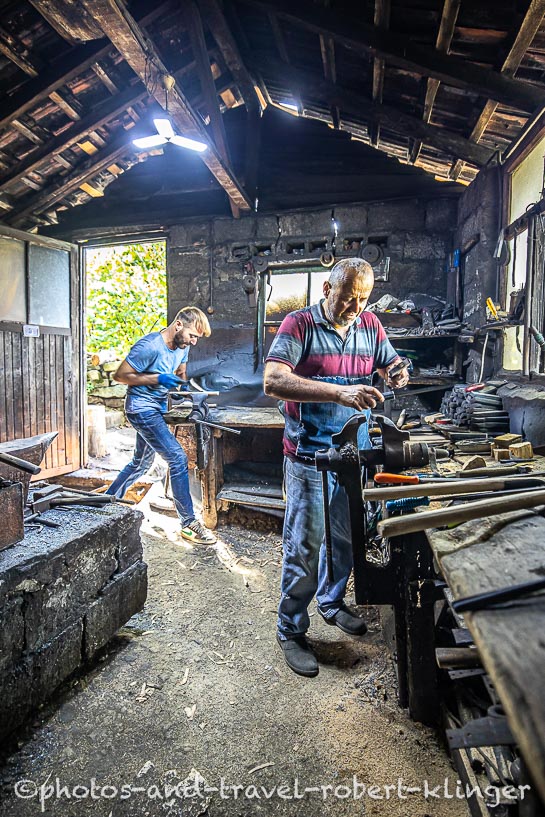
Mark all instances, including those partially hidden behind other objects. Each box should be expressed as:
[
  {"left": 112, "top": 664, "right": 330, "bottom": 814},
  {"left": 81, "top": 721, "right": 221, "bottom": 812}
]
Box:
[
  {"left": 319, "top": 604, "right": 368, "bottom": 636},
  {"left": 276, "top": 634, "right": 319, "bottom": 677}
]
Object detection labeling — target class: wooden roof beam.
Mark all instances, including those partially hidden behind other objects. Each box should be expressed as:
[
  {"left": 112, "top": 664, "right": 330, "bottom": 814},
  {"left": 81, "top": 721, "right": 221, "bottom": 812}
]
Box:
[
  {"left": 244, "top": 0, "right": 545, "bottom": 113},
  {"left": 183, "top": 0, "right": 239, "bottom": 217},
  {"left": 370, "top": 0, "right": 390, "bottom": 146},
  {"left": 79, "top": 0, "right": 251, "bottom": 211},
  {"left": 6, "top": 132, "right": 133, "bottom": 228},
  {"left": 0, "top": 83, "right": 148, "bottom": 191},
  {"left": 411, "top": 0, "right": 460, "bottom": 165},
  {"left": 269, "top": 13, "right": 303, "bottom": 115},
  {"left": 197, "top": 0, "right": 260, "bottom": 114},
  {"left": 254, "top": 56, "right": 494, "bottom": 167},
  {"left": 0, "top": 3, "right": 169, "bottom": 133},
  {"left": 450, "top": 0, "right": 545, "bottom": 180},
  {"left": 0, "top": 24, "right": 41, "bottom": 76},
  {"left": 320, "top": 35, "right": 340, "bottom": 129}
]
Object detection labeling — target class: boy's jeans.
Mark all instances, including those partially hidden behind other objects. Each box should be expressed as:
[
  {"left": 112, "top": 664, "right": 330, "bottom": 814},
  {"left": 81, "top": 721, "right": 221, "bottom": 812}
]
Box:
[{"left": 106, "top": 408, "right": 195, "bottom": 526}]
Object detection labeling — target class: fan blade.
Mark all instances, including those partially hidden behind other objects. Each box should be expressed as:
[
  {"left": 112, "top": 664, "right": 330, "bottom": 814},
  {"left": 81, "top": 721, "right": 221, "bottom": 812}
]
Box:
[
  {"left": 170, "top": 134, "right": 208, "bottom": 152},
  {"left": 132, "top": 135, "right": 168, "bottom": 149},
  {"left": 154, "top": 118, "right": 175, "bottom": 139}
]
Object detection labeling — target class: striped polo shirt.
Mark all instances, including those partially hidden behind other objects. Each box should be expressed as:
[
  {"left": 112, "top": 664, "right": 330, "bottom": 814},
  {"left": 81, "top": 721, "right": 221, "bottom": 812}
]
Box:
[{"left": 266, "top": 301, "right": 399, "bottom": 457}]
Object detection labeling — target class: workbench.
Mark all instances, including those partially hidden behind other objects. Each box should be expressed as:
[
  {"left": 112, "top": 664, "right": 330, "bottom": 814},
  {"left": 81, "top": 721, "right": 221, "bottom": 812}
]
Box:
[
  {"left": 427, "top": 504, "right": 545, "bottom": 804},
  {"left": 173, "top": 406, "right": 285, "bottom": 528}
]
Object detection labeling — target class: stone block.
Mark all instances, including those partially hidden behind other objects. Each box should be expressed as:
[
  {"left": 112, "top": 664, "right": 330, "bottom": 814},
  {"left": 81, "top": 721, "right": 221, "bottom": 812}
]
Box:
[
  {"left": 255, "top": 215, "right": 280, "bottom": 239},
  {"left": 333, "top": 205, "right": 368, "bottom": 234},
  {"left": 84, "top": 561, "right": 148, "bottom": 660},
  {"left": 0, "top": 597, "right": 24, "bottom": 671},
  {"left": 425, "top": 199, "right": 458, "bottom": 232},
  {"left": 213, "top": 216, "right": 256, "bottom": 242},
  {"left": 87, "top": 369, "right": 102, "bottom": 382},
  {"left": 105, "top": 410, "right": 125, "bottom": 429},
  {"left": 30, "top": 619, "right": 83, "bottom": 703},
  {"left": 0, "top": 662, "right": 32, "bottom": 741},
  {"left": 403, "top": 234, "right": 447, "bottom": 261},
  {"left": 92, "top": 385, "right": 127, "bottom": 399},
  {"left": 368, "top": 201, "right": 424, "bottom": 232},
  {"left": 115, "top": 512, "right": 144, "bottom": 572},
  {"left": 169, "top": 222, "right": 211, "bottom": 248},
  {"left": 279, "top": 209, "right": 332, "bottom": 236},
  {"left": 102, "top": 397, "right": 126, "bottom": 410},
  {"left": 102, "top": 361, "right": 121, "bottom": 373},
  {"left": 24, "top": 539, "right": 118, "bottom": 650}
]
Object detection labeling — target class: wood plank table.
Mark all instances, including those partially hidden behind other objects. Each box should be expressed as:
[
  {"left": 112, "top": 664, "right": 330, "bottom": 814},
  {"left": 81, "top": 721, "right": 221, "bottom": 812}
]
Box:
[
  {"left": 426, "top": 493, "right": 545, "bottom": 802},
  {"left": 173, "top": 406, "right": 285, "bottom": 528}
]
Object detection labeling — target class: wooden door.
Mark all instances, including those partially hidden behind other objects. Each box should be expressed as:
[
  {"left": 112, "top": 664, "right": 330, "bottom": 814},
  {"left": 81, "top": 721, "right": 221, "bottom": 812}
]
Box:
[{"left": 0, "top": 226, "right": 82, "bottom": 478}]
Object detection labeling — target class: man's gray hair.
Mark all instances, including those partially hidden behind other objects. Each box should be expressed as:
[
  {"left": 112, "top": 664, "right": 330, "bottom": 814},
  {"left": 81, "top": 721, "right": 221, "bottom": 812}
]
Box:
[{"left": 328, "top": 257, "right": 374, "bottom": 288}]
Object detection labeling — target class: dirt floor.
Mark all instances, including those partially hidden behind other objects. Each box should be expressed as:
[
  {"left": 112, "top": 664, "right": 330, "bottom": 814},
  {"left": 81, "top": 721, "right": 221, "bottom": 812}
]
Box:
[{"left": 0, "top": 431, "right": 469, "bottom": 817}]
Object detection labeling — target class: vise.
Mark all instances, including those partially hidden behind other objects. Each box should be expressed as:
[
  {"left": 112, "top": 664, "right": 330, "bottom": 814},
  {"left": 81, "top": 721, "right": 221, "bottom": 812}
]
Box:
[{"left": 315, "top": 413, "right": 449, "bottom": 723}]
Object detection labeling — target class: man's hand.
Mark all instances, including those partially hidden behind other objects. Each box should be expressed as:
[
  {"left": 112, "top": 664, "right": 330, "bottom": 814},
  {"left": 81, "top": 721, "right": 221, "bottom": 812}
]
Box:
[
  {"left": 158, "top": 373, "right": 183, "bottom": 389},
  {"left": 384, "top": 361, "right": 410, "bottom": 389},
  {"left": 337, "top": 385, "right": 384, "bottom": 410}
]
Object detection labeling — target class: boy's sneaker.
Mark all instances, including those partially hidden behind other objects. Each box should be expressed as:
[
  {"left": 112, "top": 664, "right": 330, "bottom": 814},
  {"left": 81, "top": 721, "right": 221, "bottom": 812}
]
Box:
[{"left": 180, "top": 519, "right": 217, "bottom": 544}]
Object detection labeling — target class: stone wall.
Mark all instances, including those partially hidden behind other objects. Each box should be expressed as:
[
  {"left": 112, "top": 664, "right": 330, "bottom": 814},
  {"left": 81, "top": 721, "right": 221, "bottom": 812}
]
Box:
[
  {"left": 455, "top": 166, "right": 502, "bottom": 382},
  {"left": 167, "top": 198, "right": 458, "bottom": 385},
  {"left": 87, "top": 357, "right": 126, "bottom": 410},
  {"left": 0, "top": 504, "right": 146, "bottom": 742}
]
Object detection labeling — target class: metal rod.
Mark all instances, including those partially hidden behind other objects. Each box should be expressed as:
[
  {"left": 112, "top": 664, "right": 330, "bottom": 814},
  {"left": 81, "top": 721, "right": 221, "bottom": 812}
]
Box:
[
  {"left": 365, "top": 475, "right": 545, "bottom": 501},
  {"left": 193, "top": 418, "right": 242, "bottom": 435},
  {"left": 321, "top": 470, "right": 334, "bottom": 583}
]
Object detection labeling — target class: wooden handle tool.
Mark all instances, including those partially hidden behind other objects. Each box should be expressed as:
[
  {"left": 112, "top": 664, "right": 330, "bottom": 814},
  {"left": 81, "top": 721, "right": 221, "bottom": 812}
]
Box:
[{"left": 377, "top": 489, "right": 545, "bottom": 538}]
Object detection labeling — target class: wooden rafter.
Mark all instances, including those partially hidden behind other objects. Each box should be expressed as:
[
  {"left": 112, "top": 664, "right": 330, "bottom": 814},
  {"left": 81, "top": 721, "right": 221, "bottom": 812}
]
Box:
[
  {"left": 79, "top": 0, "right": 251, "bottom": 211},
  {"left": 269, "top": 12, "right": 303, "bottom": 114},
  {"left": 183, "top": 0, "right": 239, "bottom": 217},
  {"left": 0, "top": 83, "right": 148, "bottom": 191},
  {"left": 244, "top": 0, "right": 545, "bottom": 113},
  {"left": 451, "top": 0, "right": 545, "bottom": 180},
  {"left": 370, "top": 0, "right": 390, "bottom": 146},
  {"left": 7, "top": 132, "right": 133, "bottom": 227},
  {"left": 411, "top": 0, "right": 460, "bottom": 165},
  {"left": 197, "top": 0, "right": 260, "bottom": 114},
  {"left": 319, "top": 34, "right": 340, "bottom": 129},
  {"left": 253, "top": 56, "right": 494, "bottom": 167},
  {"left": 0, "top": 4, "right": 169, "bottom": 133},
  {"left": 0, "top": 24, "right": 41, "bottom": 76}
]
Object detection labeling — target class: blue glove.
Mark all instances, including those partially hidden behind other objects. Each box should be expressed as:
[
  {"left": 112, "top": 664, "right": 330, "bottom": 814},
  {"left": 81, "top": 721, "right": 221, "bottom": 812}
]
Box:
[{"left": 158, "top": 373, "right": 182, "bottom": 389}]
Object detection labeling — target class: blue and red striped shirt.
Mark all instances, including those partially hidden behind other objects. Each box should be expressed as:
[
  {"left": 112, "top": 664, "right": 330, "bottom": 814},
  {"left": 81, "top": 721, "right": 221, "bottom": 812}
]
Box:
[{"left": 266, "top": 301, "right": 399, "bottom": 457}]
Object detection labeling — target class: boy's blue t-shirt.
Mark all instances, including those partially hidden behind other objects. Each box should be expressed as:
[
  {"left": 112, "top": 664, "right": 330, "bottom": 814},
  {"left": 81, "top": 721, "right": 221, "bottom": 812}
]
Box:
[{"left": 124, "top": 331, "right": 189, "bottom": 412}]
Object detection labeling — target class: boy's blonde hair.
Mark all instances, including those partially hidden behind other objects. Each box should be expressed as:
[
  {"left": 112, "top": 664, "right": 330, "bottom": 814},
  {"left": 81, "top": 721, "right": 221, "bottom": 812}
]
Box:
[{"left": 174, "top": 306, "right": 211, "bottom": 337}]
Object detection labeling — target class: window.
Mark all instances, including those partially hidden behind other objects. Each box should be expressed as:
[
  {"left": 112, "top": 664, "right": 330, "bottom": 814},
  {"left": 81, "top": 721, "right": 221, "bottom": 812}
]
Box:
[
  {"left": 0, "top": 237, "right": 71, "bottom": 330},
  {"left": 261, "top": 265, "right": 329, "bottom": 359},
  {"left": 503, "top": 134, "right": 545, "bottom": 375}
]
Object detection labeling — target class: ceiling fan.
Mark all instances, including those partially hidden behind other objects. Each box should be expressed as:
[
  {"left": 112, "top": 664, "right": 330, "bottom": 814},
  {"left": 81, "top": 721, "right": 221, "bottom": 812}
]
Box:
[{"left": 132, "top": 74, "right": 208, "bottom": 153}]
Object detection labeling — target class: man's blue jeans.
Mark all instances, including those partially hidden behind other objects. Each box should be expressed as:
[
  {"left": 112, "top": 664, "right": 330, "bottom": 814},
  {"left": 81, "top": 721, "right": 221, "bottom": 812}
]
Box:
[
  {"left": 277, "top": 456, "right": 353, "bottom": 640},
  {"left": 106, "top": 409, "right": 195, "bottom": 526}
]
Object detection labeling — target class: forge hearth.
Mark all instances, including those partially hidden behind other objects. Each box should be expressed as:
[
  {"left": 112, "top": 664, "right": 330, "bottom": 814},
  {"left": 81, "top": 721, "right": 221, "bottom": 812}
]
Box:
[{"left": 0, "top": 503, "right": 146, "bottom": 742}]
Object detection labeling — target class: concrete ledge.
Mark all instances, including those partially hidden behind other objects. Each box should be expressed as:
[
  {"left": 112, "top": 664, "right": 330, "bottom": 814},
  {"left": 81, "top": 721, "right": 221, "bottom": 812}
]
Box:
[{"left": 0, "top": 504, "right": 146, "bottom": 743}]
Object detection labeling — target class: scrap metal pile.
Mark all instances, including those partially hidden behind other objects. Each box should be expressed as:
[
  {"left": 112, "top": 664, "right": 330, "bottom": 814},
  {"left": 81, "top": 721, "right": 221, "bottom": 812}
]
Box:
[{"left": 439, "top": 383, "right": 509, "bottom": 434}]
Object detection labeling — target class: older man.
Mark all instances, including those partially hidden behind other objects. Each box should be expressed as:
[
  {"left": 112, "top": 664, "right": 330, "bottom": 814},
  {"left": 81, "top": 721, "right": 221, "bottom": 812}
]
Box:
[
  {"left": 264, "top": 258, "right": 408, "bottom": 676},
  {"left": 106, "top": 306, "right": 217, "bottom": 545}
]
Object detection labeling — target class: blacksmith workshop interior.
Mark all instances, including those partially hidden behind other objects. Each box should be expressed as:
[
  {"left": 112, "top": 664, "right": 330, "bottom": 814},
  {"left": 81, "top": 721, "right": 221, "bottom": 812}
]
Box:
[{"left": 2, "top": 1, "right": 545, "bottom": 816}]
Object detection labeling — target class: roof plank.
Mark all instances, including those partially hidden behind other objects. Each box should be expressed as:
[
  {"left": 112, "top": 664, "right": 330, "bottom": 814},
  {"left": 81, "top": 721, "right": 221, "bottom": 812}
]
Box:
[
  {"left": 451, "top": 0, "right": 545, "bottom": 179},
  {"left": 244, "top": 0, "right": 545, "bottom": 112},
  {"left": 198, "top": 0, "right": 260, "bottom": 114},
  {"left": 0, "top": 82, "right": 148, "bottom": 190},
  {"left": 411, "top": 0, "right": 461, "bottom": 165},
  {"left": 254, "top": 56, "right": 494, "bottom": 166},
  {"left": 370, "top": 0, "right": 390, "bottom": 146},
  {"left": 184, "top": 0, "right": 239, "bottom": 217}
]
